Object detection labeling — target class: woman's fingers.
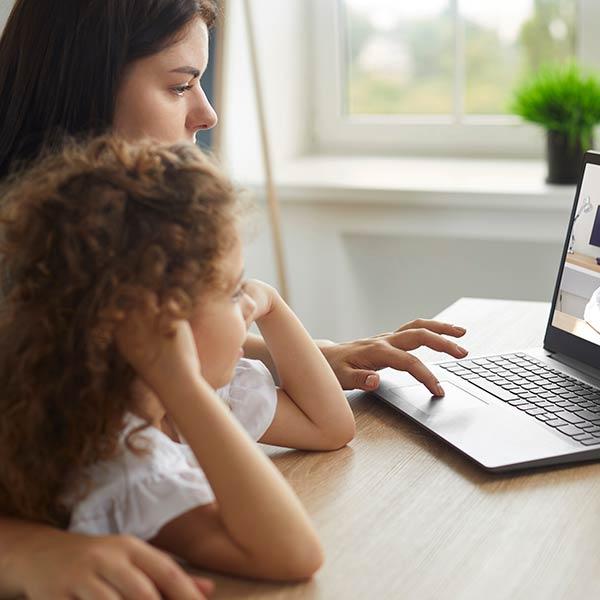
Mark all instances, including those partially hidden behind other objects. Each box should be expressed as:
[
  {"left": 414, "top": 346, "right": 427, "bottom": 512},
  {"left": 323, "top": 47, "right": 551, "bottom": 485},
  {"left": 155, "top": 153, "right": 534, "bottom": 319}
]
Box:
[
  {"left": 394, "top": 319, "right": 466, "bottom": 338},
  {"left": 127, "top": 539, "right": 208, "bottom": 600},
  {"left": 323, "top": 322, "right": 469, "bottom": 392},
  {"left": 344, "top": 368, "right": 381, "bottom": 391},
  {"left": 192, "top": 577, "right": 215, "bottom": 596},
  {"left": 388, "top": 328, "right": 469, "bottom": 357},
  {"left": 94, "top": 559, "right": 162, "bottom": 600},
  {"left": 340, "top": 330, "right": 468, "bottom": 394},
  {"left": 75, "top": 576, "right": 122, "bottom": 600},
  {"left": 372, "top": 346, "right": 446, "bottom": 397},
  {"left": 336, "top": 348, "right": 448, "bottom": 396}
]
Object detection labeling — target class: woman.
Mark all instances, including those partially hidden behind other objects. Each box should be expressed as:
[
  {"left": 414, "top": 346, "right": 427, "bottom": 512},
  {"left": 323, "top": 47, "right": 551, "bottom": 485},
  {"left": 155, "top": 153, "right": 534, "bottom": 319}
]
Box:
[{"left": 0, "top": 1, "right": 469, "bottom": 598}]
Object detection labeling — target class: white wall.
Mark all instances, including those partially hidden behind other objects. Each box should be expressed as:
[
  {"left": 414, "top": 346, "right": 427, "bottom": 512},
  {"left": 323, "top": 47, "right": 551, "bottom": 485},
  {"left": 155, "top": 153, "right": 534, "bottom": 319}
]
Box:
[
  {"left": 0, "top": 0, "right": 13, "bottom": 30},
  {"left": 240, "top": 190, "right": 569, "bottom": 342},
  {"left": 220, "top": 0, "right": 310, "bottom": 181}
]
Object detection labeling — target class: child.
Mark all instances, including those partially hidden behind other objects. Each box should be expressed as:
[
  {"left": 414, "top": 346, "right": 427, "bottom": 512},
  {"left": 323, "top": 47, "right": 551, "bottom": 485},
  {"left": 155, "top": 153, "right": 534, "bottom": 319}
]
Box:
[{"left": 0, "top": 136, "right": 355, "bottom": 581}]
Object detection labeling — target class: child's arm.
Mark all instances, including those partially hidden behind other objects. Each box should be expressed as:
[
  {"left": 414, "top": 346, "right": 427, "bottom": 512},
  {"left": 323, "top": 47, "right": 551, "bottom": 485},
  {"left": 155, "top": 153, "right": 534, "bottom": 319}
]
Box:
[
  {"left": 0, "top": 517, "right": 212, "bottom": 599},
  {"left": 243, "top": 332, "right": 277, "bottom": 378},
  {"left": 116, "top": 306, "right": 323, "bottom": 581},
  {"left": 245, "top": 281, "right": 356, "bottom": 451},
  {"left": 243, "top": 332, "right": 335, "bottom": 383}
]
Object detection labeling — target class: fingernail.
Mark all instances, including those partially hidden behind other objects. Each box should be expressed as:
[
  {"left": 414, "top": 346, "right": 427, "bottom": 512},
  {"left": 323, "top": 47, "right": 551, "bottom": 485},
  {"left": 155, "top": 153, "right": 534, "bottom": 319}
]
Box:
[
  {"left": 435, "top": 383, "right": 445, "bottom": 397},
  {"left": 457, "top": 346, "right": 468, "bottom": 356},
  {"left": 454, "top": 326, "right": 467, "bottom": 334},
  {"left": 366, "top": 374, "right": 379, "bottom": 388}
]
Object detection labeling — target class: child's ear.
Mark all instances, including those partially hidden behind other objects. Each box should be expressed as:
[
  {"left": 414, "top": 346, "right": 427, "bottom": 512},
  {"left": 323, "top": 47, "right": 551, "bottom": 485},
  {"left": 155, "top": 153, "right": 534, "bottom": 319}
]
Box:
[{"left": 159, "top": 288, "right": 193, "bottom": 335}]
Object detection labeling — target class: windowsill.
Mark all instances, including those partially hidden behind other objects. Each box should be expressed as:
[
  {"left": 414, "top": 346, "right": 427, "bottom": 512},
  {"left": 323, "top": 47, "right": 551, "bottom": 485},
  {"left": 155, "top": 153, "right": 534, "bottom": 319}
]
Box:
[{"left": 241, "top": 155, "right": 576, "bottom": 211}]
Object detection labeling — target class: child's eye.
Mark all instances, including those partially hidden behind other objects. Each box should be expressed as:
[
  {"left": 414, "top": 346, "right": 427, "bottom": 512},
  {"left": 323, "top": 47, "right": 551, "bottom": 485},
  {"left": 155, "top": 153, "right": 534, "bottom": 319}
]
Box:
[{"left": 232, "top": 282, "right": 247, "bottom": 302}]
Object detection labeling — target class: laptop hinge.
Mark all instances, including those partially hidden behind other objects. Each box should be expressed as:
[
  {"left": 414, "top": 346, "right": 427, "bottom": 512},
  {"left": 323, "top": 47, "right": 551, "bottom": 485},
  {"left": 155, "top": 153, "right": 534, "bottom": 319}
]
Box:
[{"left": 545, "top": 351, "right": 600, "bottom": 384}]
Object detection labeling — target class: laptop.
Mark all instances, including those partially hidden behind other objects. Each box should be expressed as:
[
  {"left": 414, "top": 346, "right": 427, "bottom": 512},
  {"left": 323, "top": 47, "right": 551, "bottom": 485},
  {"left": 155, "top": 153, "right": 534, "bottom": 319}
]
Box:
[{"left": 375, "top": 150, "right": 600, "bottom": 472}]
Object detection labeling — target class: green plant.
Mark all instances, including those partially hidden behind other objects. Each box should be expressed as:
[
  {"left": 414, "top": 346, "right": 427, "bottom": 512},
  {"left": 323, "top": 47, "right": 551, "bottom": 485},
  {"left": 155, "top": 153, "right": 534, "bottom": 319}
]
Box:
[{"left": 511, "top": 62, "right": 600, "bottom": 147}]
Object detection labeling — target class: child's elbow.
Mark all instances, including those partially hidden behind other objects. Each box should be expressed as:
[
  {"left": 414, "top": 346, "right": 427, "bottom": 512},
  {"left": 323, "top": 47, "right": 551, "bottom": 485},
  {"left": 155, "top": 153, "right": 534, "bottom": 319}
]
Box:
[
  {"left": 265, "top": 537, "right": 325, "bottom": 581},
  {"left": 294, "top": 542, "right": 325, "bottom": 580},
  {"left": 329, "top": 421, "right": 356, "bottom": 450},
  {"left": 322, "top": 415, "right": 356, "bottom": 450}
]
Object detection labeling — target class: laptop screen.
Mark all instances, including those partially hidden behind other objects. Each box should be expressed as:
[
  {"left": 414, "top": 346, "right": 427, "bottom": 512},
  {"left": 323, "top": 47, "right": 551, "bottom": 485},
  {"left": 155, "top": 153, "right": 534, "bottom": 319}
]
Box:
[{"left": 547, "top": 155, "right": 600, "bottom": 361}]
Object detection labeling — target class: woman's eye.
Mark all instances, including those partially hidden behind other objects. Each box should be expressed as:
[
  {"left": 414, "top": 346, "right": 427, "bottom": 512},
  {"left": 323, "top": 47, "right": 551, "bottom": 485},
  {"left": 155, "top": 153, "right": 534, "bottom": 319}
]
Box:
[{"left": 172, "top": 83, "right": 194, "bottom": 97}]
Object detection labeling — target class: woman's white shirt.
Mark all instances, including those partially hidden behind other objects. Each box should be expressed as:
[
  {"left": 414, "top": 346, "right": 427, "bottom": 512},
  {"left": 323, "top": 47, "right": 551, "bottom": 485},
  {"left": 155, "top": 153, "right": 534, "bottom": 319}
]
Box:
[{"left": 66, "top": 358, "right": 277, "bottom": 541}]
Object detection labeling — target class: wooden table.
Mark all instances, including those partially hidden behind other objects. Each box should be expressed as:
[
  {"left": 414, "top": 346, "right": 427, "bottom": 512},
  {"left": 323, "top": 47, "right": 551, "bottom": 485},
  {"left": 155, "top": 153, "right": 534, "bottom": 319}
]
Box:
[{"left": 198, "top": 298, "right": 600, "bottom": 599}]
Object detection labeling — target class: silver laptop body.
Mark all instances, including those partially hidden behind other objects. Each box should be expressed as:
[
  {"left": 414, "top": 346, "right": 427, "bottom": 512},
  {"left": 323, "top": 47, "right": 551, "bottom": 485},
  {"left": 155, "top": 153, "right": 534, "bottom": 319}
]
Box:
[{"left": 375, "top": 151, "right": 600, "bottom": 472}]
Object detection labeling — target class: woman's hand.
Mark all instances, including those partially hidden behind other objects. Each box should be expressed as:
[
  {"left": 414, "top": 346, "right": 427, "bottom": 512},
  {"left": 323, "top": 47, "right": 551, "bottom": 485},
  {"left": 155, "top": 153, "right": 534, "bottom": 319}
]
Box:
[
  {"left": 321, "top": 319, "right": 469, "bottom": 396},
  {"left": 16, "top": 529, "right": 213, "bottom": 600}
]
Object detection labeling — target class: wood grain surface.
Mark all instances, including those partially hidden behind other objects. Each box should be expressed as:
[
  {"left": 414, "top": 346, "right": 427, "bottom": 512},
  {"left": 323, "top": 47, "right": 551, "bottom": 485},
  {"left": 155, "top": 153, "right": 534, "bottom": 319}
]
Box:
[{"left": 191, "top": 298, "right": 600, "bottom": 600}]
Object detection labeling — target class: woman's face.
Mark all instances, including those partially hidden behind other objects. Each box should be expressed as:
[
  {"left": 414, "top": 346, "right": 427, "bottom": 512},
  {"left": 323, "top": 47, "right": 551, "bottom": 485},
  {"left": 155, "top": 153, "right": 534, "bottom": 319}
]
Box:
[
  {"left": 190, "top": 235, "right": 257, "bottom": 390},
  {"left": 113, "top": 18, "right": 218, "bottom": 144}
]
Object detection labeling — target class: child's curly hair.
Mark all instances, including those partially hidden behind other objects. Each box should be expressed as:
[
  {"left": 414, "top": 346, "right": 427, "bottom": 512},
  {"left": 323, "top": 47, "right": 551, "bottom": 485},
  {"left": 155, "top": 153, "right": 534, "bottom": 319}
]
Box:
[{"left": 0, "top": 135, "right": 242, "bottom": 527}]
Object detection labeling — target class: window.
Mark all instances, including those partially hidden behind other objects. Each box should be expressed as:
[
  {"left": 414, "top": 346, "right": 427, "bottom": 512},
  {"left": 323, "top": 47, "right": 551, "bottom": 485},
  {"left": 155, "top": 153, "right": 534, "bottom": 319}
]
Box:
[{"left": 312, "top": 0, "right": 600, "bottom": 157}]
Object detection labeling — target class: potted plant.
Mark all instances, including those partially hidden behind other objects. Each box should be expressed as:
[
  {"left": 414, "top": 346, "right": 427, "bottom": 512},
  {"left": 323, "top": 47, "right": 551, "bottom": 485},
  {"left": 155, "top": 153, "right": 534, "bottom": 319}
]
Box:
[{"left": 511, "top": 62, "right": 600, "bottom": 184}]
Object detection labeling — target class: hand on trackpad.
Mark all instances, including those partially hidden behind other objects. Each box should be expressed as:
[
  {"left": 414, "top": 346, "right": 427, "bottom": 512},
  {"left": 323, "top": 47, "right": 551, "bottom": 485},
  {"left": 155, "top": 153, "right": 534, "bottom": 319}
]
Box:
[{"left": 388, "top": 380, "right": 488, "bottom": 419}]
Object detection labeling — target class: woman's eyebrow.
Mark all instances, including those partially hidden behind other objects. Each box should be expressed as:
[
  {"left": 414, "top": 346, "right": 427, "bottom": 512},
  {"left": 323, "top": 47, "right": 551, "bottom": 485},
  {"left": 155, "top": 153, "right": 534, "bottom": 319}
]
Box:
[{"left": 170, "top": 66, "right": 201, "bottom": 78}]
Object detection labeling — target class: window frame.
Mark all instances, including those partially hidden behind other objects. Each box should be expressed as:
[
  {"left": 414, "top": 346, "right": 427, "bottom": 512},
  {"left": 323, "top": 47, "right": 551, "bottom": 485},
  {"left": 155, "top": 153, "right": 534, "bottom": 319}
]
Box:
[{"left": 311, "top": 0, "right": 600, "bottom": 158}]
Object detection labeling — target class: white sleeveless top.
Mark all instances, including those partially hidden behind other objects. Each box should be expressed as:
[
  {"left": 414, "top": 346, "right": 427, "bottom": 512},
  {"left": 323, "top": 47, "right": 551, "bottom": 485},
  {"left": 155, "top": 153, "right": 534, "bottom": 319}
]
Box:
[{"left": 66, "top": 359, "right": 277, "bottom": 541}]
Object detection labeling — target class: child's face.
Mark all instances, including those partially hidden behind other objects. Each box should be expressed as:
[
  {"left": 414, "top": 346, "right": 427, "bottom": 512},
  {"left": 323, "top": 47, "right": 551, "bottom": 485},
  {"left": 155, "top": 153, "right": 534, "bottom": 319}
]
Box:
[{"left": 189, "top": 236, "right": 256, "bottom": 389}]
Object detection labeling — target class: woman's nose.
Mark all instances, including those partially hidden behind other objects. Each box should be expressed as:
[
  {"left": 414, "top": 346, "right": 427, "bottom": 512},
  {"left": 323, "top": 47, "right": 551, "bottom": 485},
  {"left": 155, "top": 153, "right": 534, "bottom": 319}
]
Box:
[{"left": 188, "top": 88, "right": 218, "bottom": 132}]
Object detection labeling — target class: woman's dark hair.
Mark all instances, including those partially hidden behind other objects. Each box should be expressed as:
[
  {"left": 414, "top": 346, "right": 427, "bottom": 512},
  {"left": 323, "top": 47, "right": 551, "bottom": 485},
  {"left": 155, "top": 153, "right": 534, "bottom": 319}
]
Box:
[{"left": 0, "top": 0, "right": 218, "bottom": 180}]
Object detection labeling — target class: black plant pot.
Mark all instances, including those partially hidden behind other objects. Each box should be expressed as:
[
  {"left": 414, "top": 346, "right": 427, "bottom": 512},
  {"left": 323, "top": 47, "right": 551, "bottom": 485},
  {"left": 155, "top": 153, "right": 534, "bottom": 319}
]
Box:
[{"left": 546, "top": 130, "right": 589, "bottom": 185}]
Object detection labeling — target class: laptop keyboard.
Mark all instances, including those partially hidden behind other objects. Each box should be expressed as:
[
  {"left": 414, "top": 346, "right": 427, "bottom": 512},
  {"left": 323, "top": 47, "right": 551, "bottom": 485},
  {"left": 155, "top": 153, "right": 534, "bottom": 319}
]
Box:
[{"left": 439, "top": 353, "right": 600, "bottom": 446}]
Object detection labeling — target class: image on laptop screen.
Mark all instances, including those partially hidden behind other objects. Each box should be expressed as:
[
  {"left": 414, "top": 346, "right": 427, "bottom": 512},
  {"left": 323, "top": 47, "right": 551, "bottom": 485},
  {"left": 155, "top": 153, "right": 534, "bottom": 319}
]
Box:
[{"left": 553, "top": 162, "right": 600, "bottom": 346}]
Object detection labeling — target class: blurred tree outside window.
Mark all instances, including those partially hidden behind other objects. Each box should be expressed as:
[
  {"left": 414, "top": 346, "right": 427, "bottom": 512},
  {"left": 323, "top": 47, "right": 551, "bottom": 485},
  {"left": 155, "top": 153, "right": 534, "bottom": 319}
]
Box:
[{"left": 342, "top": 0, "right": 577, "bottom": 118}]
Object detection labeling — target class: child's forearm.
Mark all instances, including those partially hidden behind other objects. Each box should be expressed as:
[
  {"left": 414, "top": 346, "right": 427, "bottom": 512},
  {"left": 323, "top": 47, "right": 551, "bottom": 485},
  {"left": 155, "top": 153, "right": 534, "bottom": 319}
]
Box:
[
  {"left": 243, "top": 332, "right": 277, "bottom": 380},
  {"left": 244, "top": 333, "right": 336, "bottom": 382},
  {"left": 159, "top": 374, "right": 322, "bottom": 570},
  {"left": 257, "top": 296, "right": 355, "bottom": 445}
]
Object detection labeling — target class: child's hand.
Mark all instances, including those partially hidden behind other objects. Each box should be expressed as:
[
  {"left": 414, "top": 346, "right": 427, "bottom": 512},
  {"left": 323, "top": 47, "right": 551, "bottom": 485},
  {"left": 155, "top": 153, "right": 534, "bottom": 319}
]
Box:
[
  {"left": 114, "top": 290, "right": 201, "bottom": 396},
  {"left": 243, "top": 280, "right": 280, "bottom": 322}
]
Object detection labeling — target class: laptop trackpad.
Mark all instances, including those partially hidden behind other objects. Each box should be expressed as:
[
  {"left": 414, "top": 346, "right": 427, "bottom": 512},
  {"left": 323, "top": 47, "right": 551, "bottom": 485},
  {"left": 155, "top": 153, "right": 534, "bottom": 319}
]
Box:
[{"left": 383, "top": 380, "right": 487, "bottom": 425}]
